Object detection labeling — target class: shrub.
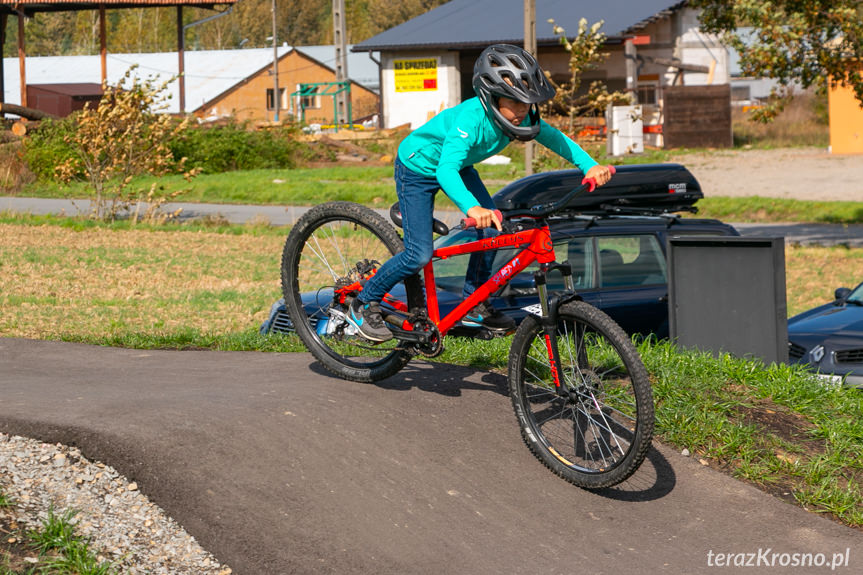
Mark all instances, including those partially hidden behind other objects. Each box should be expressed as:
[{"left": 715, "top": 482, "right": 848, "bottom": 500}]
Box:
[
  {"left": 21, "top": 115, "right": 81, "bottom": 181},
  {"left": 168, "top": 119, "right": 307, "bottom": 173}
]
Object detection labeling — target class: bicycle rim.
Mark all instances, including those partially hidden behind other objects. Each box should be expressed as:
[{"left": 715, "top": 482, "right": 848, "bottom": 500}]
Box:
[
  {"left": 281, "top": 202, "right": 412, "bottom": 381},
  {"left": 509, "top": 301, "right": 654, "bottom": 488}
]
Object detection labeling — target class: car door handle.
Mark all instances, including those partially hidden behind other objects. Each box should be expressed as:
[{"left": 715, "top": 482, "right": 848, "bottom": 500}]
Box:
[{"left": 659, "top": 294, "right": 668, "bottom": 303}]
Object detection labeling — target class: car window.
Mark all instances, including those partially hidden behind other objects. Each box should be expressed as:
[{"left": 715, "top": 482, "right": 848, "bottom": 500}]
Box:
[
  {"left": 432, "top": 229, "right": 668, "bottom": 294},
  {"left": 490, "top": 236, "right": 595, "bottom": 295},
  {"left": 432, "top": 229, "right": 521, "bottom": 293},
  {"left": 431, "top": 230, "right": 474, "bottom": 293},
  {"left": 555, "top": 237, "right": 595, "bottom": 289},
  {"left": 597, "top": 235, "right": 666, "bottom": 288}
]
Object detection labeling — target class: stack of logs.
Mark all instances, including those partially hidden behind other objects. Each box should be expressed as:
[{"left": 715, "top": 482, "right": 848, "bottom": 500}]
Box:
[{"left": 0, "top": 103, "right": 56, "bottom": 139}]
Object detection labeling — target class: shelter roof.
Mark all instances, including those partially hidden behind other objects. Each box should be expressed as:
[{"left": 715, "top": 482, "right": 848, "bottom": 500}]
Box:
[{"left": 0, "top": 0, "right": 235, "bottom": 14}]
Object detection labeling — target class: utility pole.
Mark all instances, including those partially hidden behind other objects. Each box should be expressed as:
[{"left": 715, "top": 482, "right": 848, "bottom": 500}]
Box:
[
  {"left": 625, "top": 37, "right": 638, "bottom": 104},
  {"left": 177, "top": 6, "right": 184, "bottom": 114},
  {"left": 332, "top": 0, "right": 349, "bottom": 127},
  {"left": 1, "top": 14, "right": 7, "bottom": 110},
  {"left": 524, "top": 0, "right": 536, "bottom": 175},
  {"left": 272, "top": 0, "right": 280, "bottom": 122}
]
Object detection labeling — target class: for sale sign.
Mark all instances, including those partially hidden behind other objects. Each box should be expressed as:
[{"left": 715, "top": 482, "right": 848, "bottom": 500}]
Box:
[{"left": 394, "top": 58, "right": 438, "bottom": 92}]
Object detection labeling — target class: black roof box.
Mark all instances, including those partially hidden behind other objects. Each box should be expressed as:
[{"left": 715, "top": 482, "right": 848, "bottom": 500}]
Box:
[{"left": 493, "top": 163, "right": 703, "bottom": 215}]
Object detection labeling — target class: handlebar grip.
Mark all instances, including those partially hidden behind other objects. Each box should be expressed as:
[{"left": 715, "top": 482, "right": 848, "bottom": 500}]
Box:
[
  {"left": 581, "top": 164, "right": 617, "bottom": 192},
  {"left": 462, "top": 209, "right": 503, "bottom": 229}
]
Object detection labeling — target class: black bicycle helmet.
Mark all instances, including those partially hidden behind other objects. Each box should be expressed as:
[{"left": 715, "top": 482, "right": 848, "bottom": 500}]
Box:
[{"left": 472, "top": 44, "right": 556, "bottom": 141}]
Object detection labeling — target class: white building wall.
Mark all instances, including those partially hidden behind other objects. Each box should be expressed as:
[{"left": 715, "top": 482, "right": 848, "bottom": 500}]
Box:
[
  {"left": 381, "top": 51, "right": 460, "bottom": 129},
  {"left": 673, "top": 7, "right": 729, "bottom": 85}
]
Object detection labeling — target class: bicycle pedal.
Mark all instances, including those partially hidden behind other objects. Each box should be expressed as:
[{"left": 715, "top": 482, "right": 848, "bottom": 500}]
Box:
[{"left": 487, "top": 326, "right": 515, "bottom": 337}]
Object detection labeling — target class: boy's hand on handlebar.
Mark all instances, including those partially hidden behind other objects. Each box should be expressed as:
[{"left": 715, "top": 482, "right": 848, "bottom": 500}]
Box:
[
  {"left": 585, "top": 165, "right": 613, "bottom": 187},
  {"left": 465, "top": 206, "right": 503, "bottom": 231}
]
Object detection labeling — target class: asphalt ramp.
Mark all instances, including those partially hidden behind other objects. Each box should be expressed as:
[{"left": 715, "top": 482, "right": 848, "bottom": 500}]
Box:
[{"left": 0, "top": 338, "right": 859, "bottom": 574}]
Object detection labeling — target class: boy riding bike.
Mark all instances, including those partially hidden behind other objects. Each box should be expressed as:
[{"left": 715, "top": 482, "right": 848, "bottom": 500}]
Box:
[{"left": 349, "top": 43, "right": 612, "bottom": 342}]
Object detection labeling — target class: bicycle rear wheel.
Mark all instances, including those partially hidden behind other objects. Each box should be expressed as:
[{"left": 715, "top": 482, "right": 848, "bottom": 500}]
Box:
[
  {"left": 281, "top": 201, "right": 417, "bottom": 382},
  {"left": 508, "top": 300, "right": 654, "bottom": 489}
]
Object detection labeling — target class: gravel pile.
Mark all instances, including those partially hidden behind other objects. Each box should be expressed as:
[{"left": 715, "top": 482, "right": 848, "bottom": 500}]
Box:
[{"left": 0, "top": 433, "right": 232, "bottom": 575}]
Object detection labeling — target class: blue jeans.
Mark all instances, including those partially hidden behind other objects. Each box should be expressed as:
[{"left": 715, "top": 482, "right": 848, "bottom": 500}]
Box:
[{"left": 358, "top": 156, "right": 498, "bottom": 304}]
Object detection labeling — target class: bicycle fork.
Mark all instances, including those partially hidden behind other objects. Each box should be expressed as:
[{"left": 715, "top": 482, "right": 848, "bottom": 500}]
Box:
[{"left": 534, "top": 261, "right": 579, "bottom": 398}]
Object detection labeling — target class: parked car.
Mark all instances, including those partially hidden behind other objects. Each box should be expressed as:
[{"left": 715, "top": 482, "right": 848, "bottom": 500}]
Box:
[
  {"left": 787, "top": 282, "right": 863, "bottom": 388},
  {"left": 262, "top": 163, "right": 740, "bottom": 339}
]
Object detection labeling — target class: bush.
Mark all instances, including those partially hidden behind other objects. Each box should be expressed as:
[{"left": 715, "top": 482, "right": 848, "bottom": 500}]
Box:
[
  {"left": 21, "top": 115, "right": 81, "bottom": 181},
  {"left": 23, "top": 116, "right": 312, "bottom": 185},
  {"left": 168, "top": 119, "right": 308, "bottom": 173}
]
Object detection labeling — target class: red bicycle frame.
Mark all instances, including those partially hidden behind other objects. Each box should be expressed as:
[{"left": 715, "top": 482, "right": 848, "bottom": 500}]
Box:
[{"left": 422, "top": 222, "right": 557, "bottom": 336}]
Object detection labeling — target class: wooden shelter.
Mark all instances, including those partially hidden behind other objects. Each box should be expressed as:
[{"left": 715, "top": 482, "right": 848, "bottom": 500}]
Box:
[{"left": 0, "top": 0, "right": 237, "bottom": 114}]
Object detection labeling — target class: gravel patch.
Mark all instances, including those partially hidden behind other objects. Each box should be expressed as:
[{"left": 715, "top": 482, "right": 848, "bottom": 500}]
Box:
[
  {"left": 669, "top": 147, "right": 863, "bottom": 201},
  {"left": 0, "top": 432, "right": 232, "bottom": 574}
]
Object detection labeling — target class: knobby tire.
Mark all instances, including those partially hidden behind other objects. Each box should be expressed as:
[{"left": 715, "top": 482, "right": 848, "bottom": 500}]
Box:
[{"left": 508, "top": 300, "right": 654, "bottom": 488}]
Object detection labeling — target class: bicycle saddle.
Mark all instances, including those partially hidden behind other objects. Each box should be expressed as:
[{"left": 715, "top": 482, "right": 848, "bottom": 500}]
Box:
[{"left": 389, "top": 202, "right": 450, "bottom": 236}]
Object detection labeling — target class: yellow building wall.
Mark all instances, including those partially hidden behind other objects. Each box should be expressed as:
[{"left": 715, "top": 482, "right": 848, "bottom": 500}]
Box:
[
  {"left": 196, "top": 50, "right": 379, "bottom": 124},
  {"left": 829, "top": 81, "right": 863, "bottom": 154}
]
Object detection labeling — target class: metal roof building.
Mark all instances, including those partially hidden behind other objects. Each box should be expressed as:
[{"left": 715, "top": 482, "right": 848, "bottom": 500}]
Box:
[
  {"left": 352, "top": 0, "right": 688, "bottom": 51},
  {"left": 2, "top": 46, "right": 380, "bottom": 117},
  {"left": 348, "top": 0, "right": 728, "bottom": 136}
]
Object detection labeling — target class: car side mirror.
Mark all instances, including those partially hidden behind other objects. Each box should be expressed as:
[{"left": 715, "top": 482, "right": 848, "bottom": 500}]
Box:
[{"left": 834, "top": 287, "right": 851, "bottom": 301}]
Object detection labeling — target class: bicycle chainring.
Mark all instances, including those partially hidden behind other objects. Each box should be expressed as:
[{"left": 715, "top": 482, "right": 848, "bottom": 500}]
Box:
[{"left": 409, "top": 315, "right": 443, "bottom": 358}]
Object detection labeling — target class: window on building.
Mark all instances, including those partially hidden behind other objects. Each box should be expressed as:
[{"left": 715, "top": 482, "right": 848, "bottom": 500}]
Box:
[
  {"left": 266, "top": 88, "right": 287, "bottom": 111},
  {"left": 731, "top": 85, "right": 751, "bottom": 102},
  {"left": 637, "top": 84, "right": 658, "bottom": 106},
  {"left": 299, "top": 85, "right": 321, "bottom": 110}
]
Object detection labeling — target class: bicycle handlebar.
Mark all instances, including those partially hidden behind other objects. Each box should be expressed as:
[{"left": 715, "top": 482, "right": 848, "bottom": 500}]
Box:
[
  {"left": 461, "top": 209, "right": 504, "bottom": 230},
  {"left": 460, "top": 165, "right": 616, "bottom": 229},
  {"left": 501, "top": 164, "right": 617, "bottom": 220}
]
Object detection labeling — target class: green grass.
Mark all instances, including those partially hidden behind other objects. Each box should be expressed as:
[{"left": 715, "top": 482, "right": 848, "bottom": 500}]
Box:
[
  {"left": 27, "top": 507, "right": 116, "bottom": 575},
  {"left": 640, "top": 340, "right": 862, "bottom": 525},
  {"left": 0, "top": 503, "right": 116, "bottom": 575},
  {"left": 8, "top": 143, "right": 698, "bottom": 206},
  {"left": 14, "top": 151, "right": 862, "bottom": 225},
  {"left": 28, "top": 508, "right": 80, "bottom": 555},
  {"left": 695, "top": 196, "right": 863, "bottom": 224},
  {"left": 0, "top": 211, "right": 288, "bottom": 237},
  {"left": 59, "top": 328, "right": 307, "bottom": 353},
  {"left": 16, "top": 163, "right": 520, "bottom": 210}
]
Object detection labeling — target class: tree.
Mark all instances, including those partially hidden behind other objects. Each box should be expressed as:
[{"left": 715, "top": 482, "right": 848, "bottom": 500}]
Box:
[
  {"left": 546, "top": 18, "right": 631, "bottom": 129},
  {"left": 55, "top": 67, "right": 196, "bottom": 221},
  {"left": 692, "top": 0, "right": 863, "bottom": 119}
]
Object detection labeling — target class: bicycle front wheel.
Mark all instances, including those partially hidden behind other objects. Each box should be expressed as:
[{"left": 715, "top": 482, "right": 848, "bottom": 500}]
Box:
[
  {"left": 508, "top": 300, "right": 654, "bottom": 489},
  {"left": 281, "top": 201, "right": 416, "bottom": 382}
]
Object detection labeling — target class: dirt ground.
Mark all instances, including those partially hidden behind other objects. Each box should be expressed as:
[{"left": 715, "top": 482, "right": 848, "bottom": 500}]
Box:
[{"left": 668, "top": 147, "right": 863, "bottom": 201}]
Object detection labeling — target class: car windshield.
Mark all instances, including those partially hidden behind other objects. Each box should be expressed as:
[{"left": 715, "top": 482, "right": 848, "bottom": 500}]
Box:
[{"left": 846, "top": 283, "right": 863, "bottom": 305}]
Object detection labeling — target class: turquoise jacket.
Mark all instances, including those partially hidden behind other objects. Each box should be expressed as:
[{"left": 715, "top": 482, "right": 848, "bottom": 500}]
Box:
[{"left": 397, "top": 97, "right": 598, "bottom": 214}]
